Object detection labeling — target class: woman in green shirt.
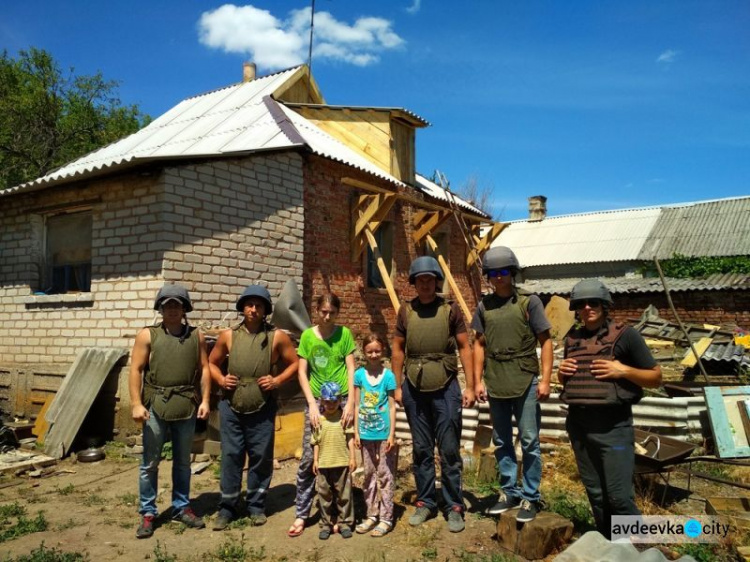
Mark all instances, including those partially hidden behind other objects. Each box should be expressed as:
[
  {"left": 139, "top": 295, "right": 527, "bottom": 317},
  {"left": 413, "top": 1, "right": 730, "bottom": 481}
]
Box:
[{"left": 288, "top": 293, "right": 356, "bottom": 537}]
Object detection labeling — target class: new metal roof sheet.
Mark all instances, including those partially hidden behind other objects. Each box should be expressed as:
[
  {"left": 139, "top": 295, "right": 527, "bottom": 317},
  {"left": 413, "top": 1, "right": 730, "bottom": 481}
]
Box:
[
  {"left": 639, "top": 196, "right": 750, "bottom": 260},
  {"left": 493, "top": 208, "right": 662, "bottom": 267},
  {"left": 518, "top": 273, "right": 750, "bottom": 296},
  {"left": 414, "top": 174, "right": 488, "bottom": 217}
]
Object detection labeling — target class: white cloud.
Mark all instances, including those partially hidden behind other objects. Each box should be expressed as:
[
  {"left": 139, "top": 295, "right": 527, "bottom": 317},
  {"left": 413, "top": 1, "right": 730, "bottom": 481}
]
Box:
[
  {"left": 656, "top": 49, "right": 679, "bottom": 64},
  {"left": 406, "top": 0, "right": 421, "bottom": 14},
  {"left": 198, "top": 4, "right": 404, "bottom": 70}
]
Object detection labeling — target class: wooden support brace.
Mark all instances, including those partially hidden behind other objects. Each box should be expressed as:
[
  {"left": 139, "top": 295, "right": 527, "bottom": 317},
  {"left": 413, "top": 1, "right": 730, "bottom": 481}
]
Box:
[
  {"left": 351, "top": 193, "right": 397, "bottom": 261},
  {"left": 425, "top": 234, "right": 472, "bottom": 322},
  {"left": 467, "top": 222, "right": 507, "bottom": 269},
  {"left": 364, "top": 227, "right": 400, "bottom": 313},
  {"left": 412, "top": 210, "right": 451, "bottom": 245}
]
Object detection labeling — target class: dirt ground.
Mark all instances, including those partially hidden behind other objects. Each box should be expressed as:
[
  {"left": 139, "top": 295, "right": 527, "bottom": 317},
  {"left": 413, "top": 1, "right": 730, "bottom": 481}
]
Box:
[{"left": 0, "top": 448, "right": 514, "bottom": 562}]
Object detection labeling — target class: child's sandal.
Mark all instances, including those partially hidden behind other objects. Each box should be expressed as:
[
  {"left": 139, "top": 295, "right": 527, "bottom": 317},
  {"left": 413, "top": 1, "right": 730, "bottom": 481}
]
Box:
[
  {"left": 371, "top": 521, "right": 392, "bottom": 537},
  {"left": 356, "top": 517, "right": 378, "bottom": 534}
]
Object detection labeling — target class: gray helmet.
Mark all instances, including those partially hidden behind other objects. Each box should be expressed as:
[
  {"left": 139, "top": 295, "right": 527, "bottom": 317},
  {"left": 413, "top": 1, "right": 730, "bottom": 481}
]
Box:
[
  {"left": 236, "top": 285, "right": 273, "bottom": 315},
  {"left": 408, "top": 256, "right": 444, "bottom": 284},
  {"left": 154, "top": 284, "right": 193, "bottom": 313},
  {"left": 482, "top": 246, "right": 520, "bottom": 273},
  {"left": 569, "top": 279, "right": 613, "bottom": 310}
]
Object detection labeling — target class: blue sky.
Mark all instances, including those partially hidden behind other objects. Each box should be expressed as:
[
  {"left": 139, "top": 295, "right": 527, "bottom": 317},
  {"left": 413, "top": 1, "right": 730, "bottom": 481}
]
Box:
[{"left": 2, "top": 1, "right": 749, "bottom": 220}]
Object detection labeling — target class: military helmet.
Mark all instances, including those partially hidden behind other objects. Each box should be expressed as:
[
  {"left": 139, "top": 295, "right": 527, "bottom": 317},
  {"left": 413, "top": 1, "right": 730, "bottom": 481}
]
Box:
[
  {"left": 569, "top": 279, "right": 614, "bottom": 310},
  {"left": 408, "top": 256, "right": 444, "bottom": 284},
  {"left": 482, "top": 246, "right": 520, "bottom": 274},
  {"left": 153, "top": 284, "right": 193, "bottom": 313},
  {"left": 236, "top": 285, "right": 273, "bottom": 315},
  {"left": 320, "top": 381, "right": 342, "bottom": 401}
]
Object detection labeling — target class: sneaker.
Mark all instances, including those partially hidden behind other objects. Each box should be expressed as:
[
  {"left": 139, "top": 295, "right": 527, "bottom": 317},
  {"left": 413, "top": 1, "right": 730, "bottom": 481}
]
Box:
[
  {"left": 173, "top": 507, "right": 205, "bottom": 529},
  {"left": 486, "top": 493, "right": 520, "bottom": 515},
  {"left": 212, "top": 511, "right": 232, "bottom": 531},
  {"left": 409, "top": 502, "right": 436, "bottom": 527},
  {"left": 447, "top": 507, "right": 465, "bottom": 533},
  {"left": 319, "top": 527, "right": 332, "bottom": 540},
  {"left": 516, "top": 499, "right": 539, "bottom": 523},
  {"left": 249, "top": 513, "right": 267, "bottom": 526},
  {"left": 136, "top": 514, "right": 155, "bottom": 539}
]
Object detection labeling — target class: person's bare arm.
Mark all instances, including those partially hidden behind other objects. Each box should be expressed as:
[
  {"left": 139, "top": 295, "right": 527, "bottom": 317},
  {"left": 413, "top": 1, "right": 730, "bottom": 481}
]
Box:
[
  {"left": 473, "top": 334, "right": 487, "bottom": 402},
  {"left": 456, "top": 331, "right": 476, "bottom": 408},
  {"left": 341, "top": 353, "right": 357, "bottom": 427},
  {"left": 208, "top": 330, "right": 237, "bottom": 390},
  {"left": 129, "top": 329, "right": 151, "bottom": 423},
  {"left": 536, "top": 329, "right": 553, "bottom": 402},
  {"left": 196, "top": 331, "right": 211, "bottom": 420},
  {"left": 592, "top": 361, "right": 662, "bottom": 388},
  {"left": 258, "top": 331, "right": 299, "bottom": 391},
  {"left": 391, "top": 336, "right": 405, "bottom": 405}
]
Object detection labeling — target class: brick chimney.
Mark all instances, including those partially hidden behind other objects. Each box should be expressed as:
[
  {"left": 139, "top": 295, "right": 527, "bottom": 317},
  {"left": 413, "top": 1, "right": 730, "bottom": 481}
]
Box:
[
  {"left": 243, "top": 62, "right": 256, "bottom": 83},
  {"left": 528, "top": 195, "right": 547, "bottom": 222}
]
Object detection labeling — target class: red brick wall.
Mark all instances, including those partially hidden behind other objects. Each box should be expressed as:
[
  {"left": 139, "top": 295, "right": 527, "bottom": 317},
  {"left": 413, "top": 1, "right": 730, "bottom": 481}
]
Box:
[
  {"left": 302, "top": 155, "right": 482, "bottom": 346},
  {"left": 606, "top": 291, "right": 750, "bottom": 328}
]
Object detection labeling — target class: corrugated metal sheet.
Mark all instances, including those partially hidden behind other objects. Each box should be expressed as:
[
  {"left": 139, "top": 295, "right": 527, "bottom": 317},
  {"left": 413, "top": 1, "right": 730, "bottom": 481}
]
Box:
[
  {"left": 492, "top": 208, "right": 662, "bottom": 267},
  {"left": 702, "top": 343, "right": 749, "bottom": 365},
  {"left": 519, "top": 273, "right": 750, "bottom": 296},
  {"left": 414, "top": 174, "right": 488, "bottom": 217},
  {"left": 640, "top": 197, "right": 750, "bottom": 260},
  {"left": 44, "top": 348, "right": 127, "bottom": 459}
]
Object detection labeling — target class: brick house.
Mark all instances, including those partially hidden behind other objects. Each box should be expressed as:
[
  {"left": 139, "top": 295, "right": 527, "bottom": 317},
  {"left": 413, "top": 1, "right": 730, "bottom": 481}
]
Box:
[
  {"left": 0, "top": 65, "right": 493, "bottom": 438},
  {"left": 494, "top": 196, "right": 750, "bottom": 327}
]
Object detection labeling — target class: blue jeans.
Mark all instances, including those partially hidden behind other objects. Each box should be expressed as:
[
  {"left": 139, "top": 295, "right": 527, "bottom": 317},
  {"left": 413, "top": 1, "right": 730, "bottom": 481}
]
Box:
[
  {"left": 489, "top": 378, "right": 541, "bottom": 503},
  {"left": 401, "top": 377, "right": 464, "bottom": 512},
  {"left": 139, "top": 409, "right": 196, "bottom": 516},
  {"left": 218, "top": 399, "right": 276, "bottom": 517}
]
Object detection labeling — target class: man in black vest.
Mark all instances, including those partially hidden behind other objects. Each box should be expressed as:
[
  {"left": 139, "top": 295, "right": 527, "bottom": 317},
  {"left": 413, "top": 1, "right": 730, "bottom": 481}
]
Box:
[
  {"left": 473, "top": 246, "right": 552, "bottom": 522},
  {"left": 392, "top": 256, "right": 475, "bottom": 533},
  {"left": 130, "top": 284, "right": 211, "bottom": 539},
  {"left": 558, "top": 279, "right": 661, "bottom": 538},
  {"left": 209, "top": 285, "right": 298, "bottom": 530}
]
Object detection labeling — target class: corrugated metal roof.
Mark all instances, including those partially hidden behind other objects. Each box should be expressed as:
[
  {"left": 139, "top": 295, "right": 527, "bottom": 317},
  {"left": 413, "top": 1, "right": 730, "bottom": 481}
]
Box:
[
  {"left": 518, "top": 273, "right": 750, "bottom": 296},
  {"left": 639, "top": 196, "right": 750, "bottom": 259},
  {"left": 702, "top": 343, "right": 749, "bottom": 365},
  {"left": 0, "top": 67, "right": 484, "bottom": 215},
  {"left": 493, "top": 208, "right": 662, "bottom": 267},
  {"left": 414, "top": 174, "right": 488, "bottom": 217}
]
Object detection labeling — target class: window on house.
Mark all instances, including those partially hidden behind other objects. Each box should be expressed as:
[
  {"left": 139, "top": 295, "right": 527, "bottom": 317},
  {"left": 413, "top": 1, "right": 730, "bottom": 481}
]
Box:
[
  {"left": 44, "top": 211, "right": 92, "bottom": 293},
  {"left": 366, "top": 222, "right": 394, "bottom": 289},
  {"left": 425, "top": 231, "right": 450, "bottom": 266}
]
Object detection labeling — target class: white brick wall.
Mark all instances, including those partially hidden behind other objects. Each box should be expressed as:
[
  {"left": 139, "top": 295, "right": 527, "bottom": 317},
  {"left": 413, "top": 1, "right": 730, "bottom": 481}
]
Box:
[{"left": 0, "top": 152, "right": 305, "bottom": 418}]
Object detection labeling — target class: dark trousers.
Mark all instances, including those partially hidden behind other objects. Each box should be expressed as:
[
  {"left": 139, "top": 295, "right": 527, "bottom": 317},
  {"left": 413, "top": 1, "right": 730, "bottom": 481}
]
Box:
[
  {"left": 218, "top": 398, "right": 276, "bottom": 517},
  {"left": 566, "top": 406, "right": 640, "bottom": 538},
  {"left": 401, "top": 377, "right": 464, "bottom": 512},
  {"left": 316, "top": 466, "right": 353, "bottom": 528}
]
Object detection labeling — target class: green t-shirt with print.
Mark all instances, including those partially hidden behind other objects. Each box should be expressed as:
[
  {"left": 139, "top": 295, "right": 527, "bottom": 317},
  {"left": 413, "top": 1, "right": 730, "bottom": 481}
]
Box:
[{"left": 298, "top": 326, "right": 356, "bottom": 398}]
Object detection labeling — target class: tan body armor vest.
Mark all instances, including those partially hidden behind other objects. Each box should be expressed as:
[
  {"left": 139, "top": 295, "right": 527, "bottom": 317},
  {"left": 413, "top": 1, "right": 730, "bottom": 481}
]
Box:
[
  {"left": 143, "top": 324, "right": 199, "bottom": 421},
  {"left": 226, "top": 324, "right": 275, "bottom": 414},
  {"left": 560, "top": 320, "right": 643, "bottom": 406},
  {"left": 482, "top": 294, "right": 539, "bottom": 399},
  {"left": 404, "top": 299, "right": 458, "bottom": 392}
]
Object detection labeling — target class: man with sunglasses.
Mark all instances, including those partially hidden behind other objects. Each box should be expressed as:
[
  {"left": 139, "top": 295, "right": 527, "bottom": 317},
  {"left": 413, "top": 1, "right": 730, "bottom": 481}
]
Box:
[
  {"left": 472, "top": 246, "right": 552, "bottom": 523},
  {"left": 558, "top": 279, "right": 661, "bottom": 538}
]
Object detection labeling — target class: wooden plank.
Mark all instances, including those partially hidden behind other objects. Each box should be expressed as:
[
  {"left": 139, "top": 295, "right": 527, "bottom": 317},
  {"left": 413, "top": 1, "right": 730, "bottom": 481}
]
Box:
[
  {"left": 466, "top": 222, "right": 507, "bottom": 269},
  {"left": 274, "top": 410, "right": 306, "bottom": 460},
  {"left": 364, "top": 227, "right": 401, "bottom": 313},
  {"left": 352, "top": 194, "right": 397, "bottom": 261},
  {"left": 705, "top": 386, "right": 750, "bottom": 458},
  {"left": 680, "top": 337, "right": 713, "bottom": 367},
  {"left": 32, "top": 395, "right": 53, "bottom": 439},
  {"left": 739, "top": 399, "right": 750, "bottom": 444},
  {"left": 412, "top": 210, "right": 451, "bottom": 245},
  {"left": 425, "top": 234, "right": 471, "bottom": 322},
  {"left": 0, "top": 450, "right": 56, "bottom": 475}
]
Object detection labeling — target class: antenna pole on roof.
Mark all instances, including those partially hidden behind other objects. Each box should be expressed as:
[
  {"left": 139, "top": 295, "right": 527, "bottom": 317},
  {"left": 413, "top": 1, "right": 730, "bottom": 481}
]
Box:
[{"left": 307, "top": 0, "right": 316, "bottom": 73}]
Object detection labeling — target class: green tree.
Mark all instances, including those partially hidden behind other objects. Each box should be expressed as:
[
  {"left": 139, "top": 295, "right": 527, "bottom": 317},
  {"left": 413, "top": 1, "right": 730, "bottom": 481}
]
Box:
[{"left": 0, "top": 48, "right": 149, "bottom": 190}]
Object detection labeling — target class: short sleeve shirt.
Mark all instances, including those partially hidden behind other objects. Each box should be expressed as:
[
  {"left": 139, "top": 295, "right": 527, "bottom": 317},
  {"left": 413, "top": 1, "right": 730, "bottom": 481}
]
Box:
[
  {"left": 394, "top": 297, "right": 467, "bottom": 339},
  {"left": 298, "top": 326, "right": 356, "bottom": 398},
  {"left": 311, "top": 410, "right": 354, "bottom": 469},
  {"left": 354, "top": 367, "right": 397, "bottom": 441},
  {"left": 471, "top": 293, "right": 551, "bottom": 336}
]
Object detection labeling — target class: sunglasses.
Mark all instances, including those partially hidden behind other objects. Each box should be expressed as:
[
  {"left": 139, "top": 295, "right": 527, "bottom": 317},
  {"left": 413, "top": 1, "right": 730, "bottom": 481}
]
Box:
[
  {"left": 572, "top": 299, "right": 603, "bottom": 310},
  {"left": 488, "top": 269, "right": 512, "bottom": 278}
]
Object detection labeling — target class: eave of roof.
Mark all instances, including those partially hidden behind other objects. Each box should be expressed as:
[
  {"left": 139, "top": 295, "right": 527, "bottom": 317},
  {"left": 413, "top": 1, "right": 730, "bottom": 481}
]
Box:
[{"left": 282, "top": 102, "right": 430, "bottom": 128}]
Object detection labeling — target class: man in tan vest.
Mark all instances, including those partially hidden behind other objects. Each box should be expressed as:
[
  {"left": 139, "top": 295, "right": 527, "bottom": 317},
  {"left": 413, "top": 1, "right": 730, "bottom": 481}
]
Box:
[
  {"left": 129, "top": 284, "right": 211, "bottom": 539},
  {"left": 392, "top": 256, "right": 475, "bottom": 533},
  {"left": 473, "top": 247, "right": 552, "bottom": 523},
  {"left": 209, "top": 285, "right": 298, "bottom": 530}
]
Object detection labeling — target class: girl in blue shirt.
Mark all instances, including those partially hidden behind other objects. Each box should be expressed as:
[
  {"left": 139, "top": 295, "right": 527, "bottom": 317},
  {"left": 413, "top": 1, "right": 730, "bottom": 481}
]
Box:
[{"left": 353, "top": 334, "right": 397, "bottom": 537}]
